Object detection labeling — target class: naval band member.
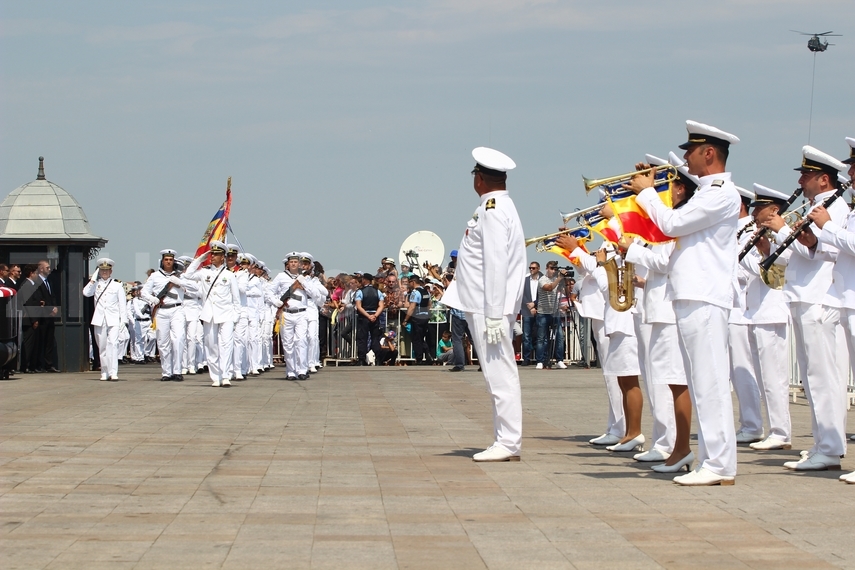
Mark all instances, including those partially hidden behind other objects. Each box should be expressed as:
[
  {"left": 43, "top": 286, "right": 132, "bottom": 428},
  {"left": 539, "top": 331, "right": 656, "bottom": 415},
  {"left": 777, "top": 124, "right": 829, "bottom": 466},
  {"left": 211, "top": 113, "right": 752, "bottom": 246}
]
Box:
[{"left": 441, "top": 147, "right": 526, "bottom": 462}]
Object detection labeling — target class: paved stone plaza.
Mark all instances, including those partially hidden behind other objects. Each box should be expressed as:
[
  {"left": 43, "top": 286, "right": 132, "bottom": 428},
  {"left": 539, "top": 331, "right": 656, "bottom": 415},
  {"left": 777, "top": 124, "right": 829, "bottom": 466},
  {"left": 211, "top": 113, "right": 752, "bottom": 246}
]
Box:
[{"left": 1, "top": 363, "right": 853, "bottom": 569}]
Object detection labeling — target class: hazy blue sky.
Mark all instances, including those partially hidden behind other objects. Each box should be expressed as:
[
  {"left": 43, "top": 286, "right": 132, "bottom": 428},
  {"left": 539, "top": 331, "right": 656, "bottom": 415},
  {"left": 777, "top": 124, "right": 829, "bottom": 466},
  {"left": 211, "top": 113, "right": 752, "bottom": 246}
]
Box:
[{"left": 2, "top": 1, "right": 853, "bottom": 280}]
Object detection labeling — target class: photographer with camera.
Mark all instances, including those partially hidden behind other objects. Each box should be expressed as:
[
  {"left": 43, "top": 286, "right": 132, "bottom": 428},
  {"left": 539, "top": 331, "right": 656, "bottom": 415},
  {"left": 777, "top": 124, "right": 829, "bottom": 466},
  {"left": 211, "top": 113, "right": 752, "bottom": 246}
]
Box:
[{"left": 535, "top": 260, "right": 569, "bottom": 369}]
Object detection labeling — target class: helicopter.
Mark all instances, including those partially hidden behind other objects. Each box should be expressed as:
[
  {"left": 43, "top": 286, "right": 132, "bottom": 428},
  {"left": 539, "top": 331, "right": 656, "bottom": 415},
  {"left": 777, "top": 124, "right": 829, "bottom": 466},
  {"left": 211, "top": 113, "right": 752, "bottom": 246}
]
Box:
[{"left": 790, "top": 30, "right": 841, "bottom": 52}]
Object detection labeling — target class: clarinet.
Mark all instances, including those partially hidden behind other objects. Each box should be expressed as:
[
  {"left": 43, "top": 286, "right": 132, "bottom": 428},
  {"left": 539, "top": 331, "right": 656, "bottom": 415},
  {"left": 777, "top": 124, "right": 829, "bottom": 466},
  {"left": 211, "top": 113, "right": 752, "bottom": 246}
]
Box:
[
  {"left": 737, "top": 187, "right": 803, "bottom": 262},
  {"left": 759, "top": 181, "right": 852, "bottom": 271}
]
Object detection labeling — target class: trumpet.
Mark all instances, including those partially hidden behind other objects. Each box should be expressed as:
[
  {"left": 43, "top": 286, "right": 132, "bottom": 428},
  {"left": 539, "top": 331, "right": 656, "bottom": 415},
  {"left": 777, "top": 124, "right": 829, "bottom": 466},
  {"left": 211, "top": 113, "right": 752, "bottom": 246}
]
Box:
[
  {"left": 525, "top": 226, "right": 592, "bottom": 251},
  {"left": 583, "top": 164, "right": 679, "bottom": 195},
  {"left": 558, "top": 202, "right": 609, "bottom": 225}
]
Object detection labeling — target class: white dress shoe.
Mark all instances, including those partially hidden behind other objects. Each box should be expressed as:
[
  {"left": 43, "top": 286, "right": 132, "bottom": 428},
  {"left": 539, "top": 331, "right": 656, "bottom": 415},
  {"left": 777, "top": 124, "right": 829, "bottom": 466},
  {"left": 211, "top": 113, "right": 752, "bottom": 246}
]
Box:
[
  {"left": 839, "top": 471, "right": 855, "bottom": 483},
  {"left": 589, "top": 433, "right": 620, "bottom": 446},
  {"left": 234, "top": 373, "right": 244, "bottom": 380},
  {"left": 221, "top": 379, "right": 232, "bottom": 387},
  {"left": 634, "top": 449, "right": 670, "bottom": 462},
  {"left": 473, "top": 445, "right": 520, "bottom": 462},
  {"left": 181, "top": 368, "right": 188, "bottom": 375},
  {"left": 735, "top": 429, "right": 764, "bottom": 444},
  {"left": 556, "top": 361, "right": 567, "bottom": 369},
  {"left": 211, "top": 380, "right": 221, "bottom": 387},
  {"left": 851, "top": 434, "right": 855, "bottom": 442},
  {"left": 188, "top": 368, "right": 196, "bottom": 375},
  {"left": 308, "top": 366, "right": 318, "bottom": 374},
  {"left": 749, "top": 437, "right": 792, "bottom": 451},
  {"left": 606, "top": 434, "right": 645, "bottom": 452},
  {"left": 652, "top": 451, "right": 695, "bottom": 473},
  {"left": 673, "top": 466, "right": 734, "bottom": 486},
  {"left": 100, "top": 374, "right": 108, "bottom": 381},
  {"left": 784, "top": 452, "right": 841, "bottom": 471},
  {"left": 535, "top": 363, "right": 544, "bottom": 370}
]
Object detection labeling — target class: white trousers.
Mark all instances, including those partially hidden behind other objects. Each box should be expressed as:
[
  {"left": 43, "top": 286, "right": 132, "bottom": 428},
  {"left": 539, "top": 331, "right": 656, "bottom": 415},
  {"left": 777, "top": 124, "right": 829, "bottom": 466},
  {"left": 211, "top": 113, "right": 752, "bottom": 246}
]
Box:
[
  {"left": 674, "top": 300, "right": 737, "bottom": 477},
  {"left": 748, "top": 323, "right": 791, "bottom": 442},
  {"left": 465, "top": 312, "right": 522, "bottom": 454},
  {"left": 117, "top": 323, "right": 129, "bottom": 361},
  {"left": 248, "top": 316, "right": 261, "bottom": 372},
  {"left": 591, "top": 319, "right": 625, "bottom": 438},
  {"left": 155, "top": 307, "right": 185, "bottom": 377},
  {"left": 203, "top": 320, "right": 234, "bottom": 383},
  {"left": 308, "top": 317, "right": 320, "bottom": 367},
  {"left": 791, "top": 302, "right": 847, "bottom": 456},
  {"left": 261, "top": 318, "right": 274, "bottom": 367},
  {"left": 183, "top": 315, "right": 203, "bottom": 371},
  {"left": 728, "top": 323, "right": 763, "bottom": 435},
  {"left": 94, "top": 324, "right": 120, "bottom": 378},
  {"left": 130, "top": 320, "right": 145, "bottom": 361},
  {"left": 635, "top": 318, "right": 676, "bottom": 454},
  {"left": 144, "top": 325, "right": 157, "bottom": 357},
  {"left": 233, "top": 311, "right": 249, "bottom": 375},
  {"left": 282, "top": 312, "right": 309, "bottom": 376}
]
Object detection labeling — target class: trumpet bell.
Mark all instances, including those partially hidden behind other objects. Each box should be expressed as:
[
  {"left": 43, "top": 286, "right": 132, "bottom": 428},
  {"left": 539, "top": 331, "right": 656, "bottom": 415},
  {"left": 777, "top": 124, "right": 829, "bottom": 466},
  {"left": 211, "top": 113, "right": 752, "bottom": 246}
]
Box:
[{"left": 583, "top": 165, "right": 678, "bottom": 195}]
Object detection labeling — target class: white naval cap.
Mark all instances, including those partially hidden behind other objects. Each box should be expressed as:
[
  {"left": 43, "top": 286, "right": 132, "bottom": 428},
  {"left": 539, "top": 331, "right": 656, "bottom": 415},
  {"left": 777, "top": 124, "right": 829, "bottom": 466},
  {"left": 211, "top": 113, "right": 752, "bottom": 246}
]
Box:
[
  {"left": 472, "top": 147, "right": 516, "bottom": 175},
  {"left": 299, "top": 252, "right": 314, "bottom": 264},
  {"left": 283, "top": 251, "right": 300, "bottom": 264},
  {"left": 678, "top": 120, "right": 740, "bottom": 150},
  {"left": 844, "top": 137, "right": 855, "bottom": 165},
  {"left": 244, "top": 253, "right": 257, "bottom": 265},
  {"left": 796, "top": 145, "right": 847, "bottom": 176},
  {"left": 666, "top": 151, "right": 700, "bottom": 187},
  {"left": 96, "top": 258, "right": 114, "bottom": 269},
  {"left": 209, "top": 240, "right": 227, "bottom": 253},
  {"left": 735, "top": 186, "right": 754, "bottom": 201},
  {"left": 177, "top": 255, "right": 193, "bottom": 264},
  {"left": 226, "top": 243, "right": 240, "bottom": 254},
  {"left": 645, "top": 153, "right": 667, "bottom": 167},
  {"left": 159, "top": 249, "right": 177, "bottom": 258},
  {"left": 668, "top": 151, "right": 685, "bottom": 167},
  {"left": 750, "top": 183, "right": 790, "bottom": 207}
]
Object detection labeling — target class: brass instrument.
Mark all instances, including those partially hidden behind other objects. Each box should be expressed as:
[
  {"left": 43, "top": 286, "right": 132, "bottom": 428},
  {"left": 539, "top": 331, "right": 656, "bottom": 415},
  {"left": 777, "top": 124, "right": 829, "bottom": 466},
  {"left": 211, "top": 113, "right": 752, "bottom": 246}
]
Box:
[
  {"left": 524, "top": 225, "right": 598, "bottom": 252},
  {"left": 754, "top": 210, "right": 804, "bottom": 289},
  {"left": 599, "top": 250, "right": 635, "bottom": 312},
  {"left": 583, "top": 164, "right": 679, "bottom": 195}
]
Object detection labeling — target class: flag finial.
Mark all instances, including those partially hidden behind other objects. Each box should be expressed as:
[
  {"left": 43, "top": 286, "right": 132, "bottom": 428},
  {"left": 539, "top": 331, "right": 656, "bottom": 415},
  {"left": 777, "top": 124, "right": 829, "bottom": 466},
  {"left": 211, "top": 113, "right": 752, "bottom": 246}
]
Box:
[{"left": 37, "top": 156, "right": 45, "bottom": 180}]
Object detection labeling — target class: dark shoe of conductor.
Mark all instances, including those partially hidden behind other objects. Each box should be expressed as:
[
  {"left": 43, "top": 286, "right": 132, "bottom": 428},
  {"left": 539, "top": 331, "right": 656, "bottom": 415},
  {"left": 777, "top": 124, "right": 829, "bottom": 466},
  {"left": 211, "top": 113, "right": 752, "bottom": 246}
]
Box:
[
  {"left": 449, "top": 366, "right": 464, "bottom": 372},
  {"left": 297, "top": 373, "right": 308, "bottom": 380},
  {"left": 172, "top": 374, "right": 183, "bottom": 382}
]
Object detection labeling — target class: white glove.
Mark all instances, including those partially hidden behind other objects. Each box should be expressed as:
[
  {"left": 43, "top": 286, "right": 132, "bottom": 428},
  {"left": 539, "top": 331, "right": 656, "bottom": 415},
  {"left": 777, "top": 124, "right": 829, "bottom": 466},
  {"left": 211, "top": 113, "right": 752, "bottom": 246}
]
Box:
[
  {"left": 168, "top": 275, "right": 182, "bottom": 286},
  {"left": 91, "top": 269, "right": 100, "bottom": 282},
  {"left": 485, "top": 317, "right": 506, "bottom": 345}
]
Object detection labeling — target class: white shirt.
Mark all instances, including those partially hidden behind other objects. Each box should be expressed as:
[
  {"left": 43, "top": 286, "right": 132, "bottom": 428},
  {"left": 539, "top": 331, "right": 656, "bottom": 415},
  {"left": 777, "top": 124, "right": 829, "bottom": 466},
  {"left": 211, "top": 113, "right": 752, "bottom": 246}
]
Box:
[
  {"left": 728, "top": 216, "right": 754, "bottom": 325},
  {"left": 569, "top": 248, "right": 606, "bottom": 321},
  {"left": 140, "top": 269, "right": 185, "bottom": 308},
  {"left": 739, "top": 247, "right": 789, "bottom": 324},
  {"left": 625, "top": 241, "right": 676, "bottom": 325},
  {"left": 818, "top": 208, "right": 855, "bottom": 310},
  {"left": 265, "top": 271, "right": 311, "bottom": 311},
  {"left": 184, "top": 260, "right": 241, "bottom": 323},
  {"left": 442, "top": 190, "right": 526, "bottom": 318},
  {"left": 83, "top": 278, "right": 127, "bottom": 327},
  {"left": 774, "top": 189, "right": 848, "bottom": 307},
  {"left": 635, "top": 172, "right": 740, "bottom": 309}
]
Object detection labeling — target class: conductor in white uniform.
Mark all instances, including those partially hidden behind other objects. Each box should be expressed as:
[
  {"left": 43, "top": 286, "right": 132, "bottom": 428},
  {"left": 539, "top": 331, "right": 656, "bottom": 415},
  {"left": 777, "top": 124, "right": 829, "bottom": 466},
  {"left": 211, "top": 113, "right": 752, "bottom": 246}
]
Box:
[
  {"left": 441, "top": 147, "right": 527, "bottom": 462},
  {"left": 83, "top": 258, "right": 127, "bottom": 381}
]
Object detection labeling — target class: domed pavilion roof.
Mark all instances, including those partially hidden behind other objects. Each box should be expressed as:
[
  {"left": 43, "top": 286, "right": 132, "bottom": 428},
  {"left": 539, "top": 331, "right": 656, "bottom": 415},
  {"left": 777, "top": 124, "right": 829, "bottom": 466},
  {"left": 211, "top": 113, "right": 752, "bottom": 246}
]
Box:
[{"left": 0, "top": 157, "right": 106, "bottom": 245}]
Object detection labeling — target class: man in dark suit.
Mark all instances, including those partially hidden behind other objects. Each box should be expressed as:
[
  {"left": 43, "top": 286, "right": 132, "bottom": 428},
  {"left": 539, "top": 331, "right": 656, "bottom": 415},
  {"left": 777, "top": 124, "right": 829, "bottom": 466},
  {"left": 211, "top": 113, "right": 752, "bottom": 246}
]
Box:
[
  {"left": 35, "top": 260, "right": 60, "bottom": 372},
  {"left": 519, "top": 262, "right": 541, "bottom": 365},
  {"left": 17, "top": 265, "right": 43, "bottom": 373}
]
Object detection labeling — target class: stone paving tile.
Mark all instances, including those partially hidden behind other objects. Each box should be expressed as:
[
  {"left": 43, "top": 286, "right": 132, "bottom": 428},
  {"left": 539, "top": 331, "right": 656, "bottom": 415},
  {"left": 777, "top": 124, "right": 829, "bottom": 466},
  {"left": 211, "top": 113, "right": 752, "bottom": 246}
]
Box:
[{"left": 1, "top": 364, "right": 853, "bottom": 569}]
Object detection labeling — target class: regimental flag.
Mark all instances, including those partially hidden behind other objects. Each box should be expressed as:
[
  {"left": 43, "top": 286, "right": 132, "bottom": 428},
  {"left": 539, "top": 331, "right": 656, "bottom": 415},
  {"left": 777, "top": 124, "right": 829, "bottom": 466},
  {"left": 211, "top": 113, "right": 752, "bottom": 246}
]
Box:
[
  {"left": 194, "top": 178, "right": 232, "bottom": 262},
  {"left": 609, "top": 183, "right": 674, "bottom": 244},
  {"left": 542, "top": 228, "right": 591, "bottom": 264},
  {"left": 588, "top": 216, "right": 620, "bottom": 244}
]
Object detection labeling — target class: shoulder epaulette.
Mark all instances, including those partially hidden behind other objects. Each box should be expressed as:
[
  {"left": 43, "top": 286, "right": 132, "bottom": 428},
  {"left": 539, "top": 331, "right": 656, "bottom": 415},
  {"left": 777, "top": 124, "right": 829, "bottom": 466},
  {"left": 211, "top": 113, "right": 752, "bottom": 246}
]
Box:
[
  {"left": 486, "top": 198, "right": 496, "bottom": 210},
  {"left": 711, "top": 179, "right": 724, "bottom": 187}
]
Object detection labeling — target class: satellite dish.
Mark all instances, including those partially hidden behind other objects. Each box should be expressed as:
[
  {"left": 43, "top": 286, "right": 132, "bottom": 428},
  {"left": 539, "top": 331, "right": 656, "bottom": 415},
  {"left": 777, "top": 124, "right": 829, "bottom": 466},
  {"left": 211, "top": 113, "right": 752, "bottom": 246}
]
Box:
[{"left": 399, "top": 231, "right": 445, "bottom": 277}]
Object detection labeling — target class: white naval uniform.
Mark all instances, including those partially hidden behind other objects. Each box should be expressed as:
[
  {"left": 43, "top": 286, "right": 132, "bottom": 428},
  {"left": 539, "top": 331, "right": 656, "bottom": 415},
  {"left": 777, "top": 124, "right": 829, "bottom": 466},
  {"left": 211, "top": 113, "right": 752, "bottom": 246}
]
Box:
[
  {"left": 130, "top": 297, "right": 150, "bottom": 361},
  {"left": 182, "top": 281, "right": 204, "bottom": 373},
  {"left": 261, "top": 279, "right": 275, "bottom": 368},
  {"left": 625, "top": 240, "right": 683, "bottom": 455},
  {"left": 233, "top": 269, "right": 251, "bottom": 377},
  {"left": 729, "top": 217, "right": 763, "bottom": 436},
  {"left": 740, "top": 241, "right": 791, "bottom": 443},
  {"left": 570, "top": 249, "right": 626, "bottom": 439},
  {"left": 774, "top": 190, "right": 849, "bottom": 457},
  {"left": 141, "top": 269, "right": 186, "bottom": 378},
  {"left": 184, "top": 259, "right": 241, "bottom": 384},
  {"left": 636, "top": 172, "right": 741, "bottom": 478},
  {"left": 83, "top": 277, "right": 127, "bottom": 379},
  {"left": 303, "top": 275, "right": 328, "bottom": 369},
  {"left": 245, "top": 274, "right": 265, "bottom": 374},
  {"left": 266, "top": 271, "right": 311, "bottom": 377},
  {"left": 441, "top": 190, "right": 526, "bottom": 455}
]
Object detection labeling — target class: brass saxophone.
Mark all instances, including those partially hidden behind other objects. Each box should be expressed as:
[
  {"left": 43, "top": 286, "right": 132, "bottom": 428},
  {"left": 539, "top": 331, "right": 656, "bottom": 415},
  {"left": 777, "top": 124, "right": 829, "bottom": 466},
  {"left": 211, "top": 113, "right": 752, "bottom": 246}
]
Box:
[{"left": 600, "top": 255, "right": 635, "bottom": 312}]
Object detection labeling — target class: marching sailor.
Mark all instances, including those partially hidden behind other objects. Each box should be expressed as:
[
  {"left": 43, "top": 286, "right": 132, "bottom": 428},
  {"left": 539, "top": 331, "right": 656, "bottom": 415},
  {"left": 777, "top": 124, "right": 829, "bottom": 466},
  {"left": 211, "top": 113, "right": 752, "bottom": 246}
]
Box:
[
  {"left": 184, "top": 240, "right": 241, "bottom": 387},
  {"left": 83, "top": 258, "right": 127, "bottom": 381},
  {"left": 141, "top": 249, "right": 186, "bottom": 382},
  {"left": 299, "top": 252, "right": 328, "bottom": 373},
  {"left": 232, "top": 251, "right": 251, "bottom": 380},
  {"left": 177, "top": 255, "right": 204, "bottom": 375},
  {"left": 266, "top": 252, "right": 311, "bottom": 380},
  {"left": 244, "top": 254, "right": 265, "bottom": 376}
]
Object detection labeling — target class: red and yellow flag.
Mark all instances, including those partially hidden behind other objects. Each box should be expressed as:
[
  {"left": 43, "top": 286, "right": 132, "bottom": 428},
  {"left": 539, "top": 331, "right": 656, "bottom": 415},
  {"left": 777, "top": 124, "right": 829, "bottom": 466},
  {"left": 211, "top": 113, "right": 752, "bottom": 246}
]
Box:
[
  {"left": 194, "top": 178, "right": 232, "bottom": 261},
  {"left": 609, "top": 183, "right": 673, "bottom": 244}
]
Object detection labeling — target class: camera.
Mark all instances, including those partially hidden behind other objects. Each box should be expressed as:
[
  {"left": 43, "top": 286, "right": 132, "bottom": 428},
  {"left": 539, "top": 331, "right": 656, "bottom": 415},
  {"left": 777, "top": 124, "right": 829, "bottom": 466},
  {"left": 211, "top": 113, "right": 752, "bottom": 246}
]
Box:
[
  {"left": 404, "top": 250, "right": 419, "bottom": 259},
  {"left": 557, "top": 266, "right": 574, "bottom": 278}
]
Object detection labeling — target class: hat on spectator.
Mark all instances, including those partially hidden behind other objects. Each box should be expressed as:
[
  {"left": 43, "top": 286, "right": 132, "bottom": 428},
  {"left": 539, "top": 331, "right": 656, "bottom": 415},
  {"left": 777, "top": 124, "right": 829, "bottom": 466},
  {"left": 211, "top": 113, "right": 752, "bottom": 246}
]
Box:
[
  {"left": 450, "top": 250, "right": 458, "bottom": 258},
  {"left": 472, "top": 147, "right": 516, "bottom": 177},
  {"left": 750, "top": 183, "right": 789, "bottom": 208},
  {"left": 96, "top": 258, "right": 114, "bottom": 269},
  {"left": 382, "top": 257, "right": 395, "bottom": 265},
  {"left": 677, "top": 120, "right": 739, "bottom": 150},
  {"left": 209, "top": 240, "right": 227, "bottom": 253},
  {"left": 795, "top": 145, "right": 846, "bottom": 176},
  {"left": 160, "top": 249, "right": 177, "bottom": 258}
]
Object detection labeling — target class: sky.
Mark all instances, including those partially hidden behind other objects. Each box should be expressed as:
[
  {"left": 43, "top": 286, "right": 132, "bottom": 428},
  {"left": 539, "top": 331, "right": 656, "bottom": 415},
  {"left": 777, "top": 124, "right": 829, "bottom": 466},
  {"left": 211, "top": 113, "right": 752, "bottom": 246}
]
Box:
[{"left": 2, "top": 0, "right": 853, "bottom": 280}]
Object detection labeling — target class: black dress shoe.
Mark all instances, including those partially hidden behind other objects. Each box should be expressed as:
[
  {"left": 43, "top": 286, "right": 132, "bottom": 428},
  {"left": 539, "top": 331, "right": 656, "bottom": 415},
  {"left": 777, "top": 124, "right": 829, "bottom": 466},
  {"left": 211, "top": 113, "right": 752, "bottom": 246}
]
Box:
[
  {"left": 34, "top": 369, "right": 46, "bottom": 373},
  {"left": 449, "top": 366, "right": 464, "bottom": 372},
  {"left": 297, "top": 373, "right": 308, "bottom": 380},
  {"left": 161, "top": 376, "right": 172, "bottom": 382},
  {"left": 172, "top": 375, "right": 183, "bottom": 382},
  {"left": 47, "top": 367, "right": 60, "bottom": 373},
  {"left": 286, "top": 375, "right": 297, "bottom": 381}
]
